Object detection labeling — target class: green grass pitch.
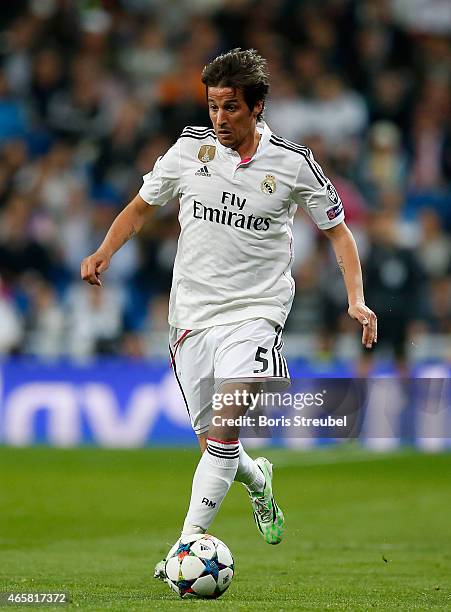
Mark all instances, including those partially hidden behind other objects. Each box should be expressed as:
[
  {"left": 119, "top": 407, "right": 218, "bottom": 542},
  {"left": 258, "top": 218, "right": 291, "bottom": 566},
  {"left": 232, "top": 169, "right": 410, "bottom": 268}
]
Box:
[{"left": 1, "top": 445, "right": 450, "bottom": 611}]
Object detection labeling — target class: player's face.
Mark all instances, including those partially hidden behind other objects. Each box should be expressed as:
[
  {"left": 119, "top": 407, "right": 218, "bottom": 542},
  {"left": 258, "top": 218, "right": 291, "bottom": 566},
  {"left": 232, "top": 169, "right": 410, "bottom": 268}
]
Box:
[{"left": 207, "top": 87, "right": 262, "bottom": 151}]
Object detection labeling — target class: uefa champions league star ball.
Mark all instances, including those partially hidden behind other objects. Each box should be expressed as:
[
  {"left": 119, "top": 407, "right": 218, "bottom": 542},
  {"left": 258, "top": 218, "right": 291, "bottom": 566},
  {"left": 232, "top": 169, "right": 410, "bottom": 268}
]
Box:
[{"left": 164, "top": 534, "right": 234, "bottom": 599}]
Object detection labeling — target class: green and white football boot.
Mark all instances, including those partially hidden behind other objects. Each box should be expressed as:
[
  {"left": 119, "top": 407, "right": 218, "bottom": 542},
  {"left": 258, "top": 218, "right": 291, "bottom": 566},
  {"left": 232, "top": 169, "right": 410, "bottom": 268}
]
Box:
[{"left": 245, "top": 457, "right": 285, "bottom": 545}]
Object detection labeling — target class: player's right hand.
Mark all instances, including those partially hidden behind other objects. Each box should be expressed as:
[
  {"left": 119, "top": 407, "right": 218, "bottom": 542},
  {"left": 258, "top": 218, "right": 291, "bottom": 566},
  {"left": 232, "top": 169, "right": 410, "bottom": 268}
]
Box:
[{"left": 80, "top": 250, "right": 111, "bottom": 286}]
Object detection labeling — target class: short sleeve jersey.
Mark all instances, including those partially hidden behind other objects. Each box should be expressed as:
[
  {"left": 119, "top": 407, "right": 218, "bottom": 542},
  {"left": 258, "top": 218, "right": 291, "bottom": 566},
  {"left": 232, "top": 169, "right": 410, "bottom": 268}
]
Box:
[{"left": 139, "top": 122, "right": 344, "bottom": 329}]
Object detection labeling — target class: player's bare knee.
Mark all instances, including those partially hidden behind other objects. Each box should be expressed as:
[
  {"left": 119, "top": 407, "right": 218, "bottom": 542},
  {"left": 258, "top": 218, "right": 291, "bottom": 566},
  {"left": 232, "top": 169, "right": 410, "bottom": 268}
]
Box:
[
  {"left": 208, "top": 424, "right": 239, "bottom": 442},
  {"left": 208, "top": 422, "right": 239, "bottom": 442},
  {"left": 209, "top": 405, "right": 241, "bottom": 440}
]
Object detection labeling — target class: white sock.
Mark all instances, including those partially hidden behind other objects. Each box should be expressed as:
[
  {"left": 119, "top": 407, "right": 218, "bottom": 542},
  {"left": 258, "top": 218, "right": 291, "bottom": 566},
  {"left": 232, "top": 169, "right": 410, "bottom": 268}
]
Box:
[
  {"left": 182, "top": 438, "right": 239, "bottom": 535},
  {"left": 234, "top": 441, "right": 265, "bottom": 492}
]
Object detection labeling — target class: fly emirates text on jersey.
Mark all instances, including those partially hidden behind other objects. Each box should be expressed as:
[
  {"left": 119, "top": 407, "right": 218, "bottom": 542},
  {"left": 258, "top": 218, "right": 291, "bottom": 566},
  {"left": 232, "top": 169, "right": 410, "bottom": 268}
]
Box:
[{"left": 193, "top": 190, "right": 271, "bottom": 232}]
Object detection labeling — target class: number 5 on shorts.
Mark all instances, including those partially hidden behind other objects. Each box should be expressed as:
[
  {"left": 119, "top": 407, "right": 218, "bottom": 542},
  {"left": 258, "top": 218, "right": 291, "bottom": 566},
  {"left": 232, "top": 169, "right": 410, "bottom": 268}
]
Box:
[{"left": 254, "top": 346, "right": 269, "bottom": 373}]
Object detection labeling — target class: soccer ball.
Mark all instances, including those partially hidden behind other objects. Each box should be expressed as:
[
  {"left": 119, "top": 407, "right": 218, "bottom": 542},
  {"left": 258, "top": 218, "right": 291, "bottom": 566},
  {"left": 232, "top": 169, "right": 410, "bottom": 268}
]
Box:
[{"left": 164, "top": 533, "right": 234, "bottom": 599}]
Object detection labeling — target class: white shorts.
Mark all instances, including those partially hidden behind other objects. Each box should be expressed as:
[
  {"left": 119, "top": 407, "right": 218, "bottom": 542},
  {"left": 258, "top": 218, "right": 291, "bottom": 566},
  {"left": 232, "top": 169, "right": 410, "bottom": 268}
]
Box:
[{"left": 169, "top": 318, "right": 290, "bottom": 435}]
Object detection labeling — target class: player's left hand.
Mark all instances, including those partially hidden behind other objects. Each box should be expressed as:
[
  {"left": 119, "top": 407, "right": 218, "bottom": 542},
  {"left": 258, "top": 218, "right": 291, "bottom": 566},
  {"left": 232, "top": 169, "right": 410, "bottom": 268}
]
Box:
[{"left": 348, "top": 301, "right": 377, "bottom": 349}]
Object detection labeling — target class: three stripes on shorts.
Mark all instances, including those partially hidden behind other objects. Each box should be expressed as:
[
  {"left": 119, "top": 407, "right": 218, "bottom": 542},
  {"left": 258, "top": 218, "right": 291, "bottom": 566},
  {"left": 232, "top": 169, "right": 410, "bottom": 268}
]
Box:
[{"left": 273, "top": 325, "right": 288, "bottom": 378}]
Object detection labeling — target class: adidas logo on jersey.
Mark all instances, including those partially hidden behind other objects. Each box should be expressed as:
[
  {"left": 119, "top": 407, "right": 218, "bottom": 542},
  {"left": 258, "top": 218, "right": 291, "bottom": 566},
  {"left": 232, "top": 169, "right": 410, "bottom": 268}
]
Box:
[{"left": 195, "top": 165, "right": 211, "bottom": 177}]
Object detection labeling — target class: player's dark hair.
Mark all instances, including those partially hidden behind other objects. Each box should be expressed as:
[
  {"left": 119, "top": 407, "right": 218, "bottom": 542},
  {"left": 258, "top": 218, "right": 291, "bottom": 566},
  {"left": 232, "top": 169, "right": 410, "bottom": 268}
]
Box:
[{"left": 201, "top": 48, "right": 269, "bottom": 121}]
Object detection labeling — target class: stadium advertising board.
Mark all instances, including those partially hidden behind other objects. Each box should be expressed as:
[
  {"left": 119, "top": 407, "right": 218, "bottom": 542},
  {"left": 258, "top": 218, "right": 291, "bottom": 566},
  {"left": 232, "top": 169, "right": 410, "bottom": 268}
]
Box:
[{"left": 0, "top": 359, "right": 449, "bottom": 448}]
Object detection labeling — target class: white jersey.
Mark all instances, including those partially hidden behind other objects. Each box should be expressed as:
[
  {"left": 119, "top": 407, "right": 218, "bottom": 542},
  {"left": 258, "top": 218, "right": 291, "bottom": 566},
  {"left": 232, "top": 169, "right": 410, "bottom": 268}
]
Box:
[{"left": 139, "top": 122, "right": 344, "bottom": 330}]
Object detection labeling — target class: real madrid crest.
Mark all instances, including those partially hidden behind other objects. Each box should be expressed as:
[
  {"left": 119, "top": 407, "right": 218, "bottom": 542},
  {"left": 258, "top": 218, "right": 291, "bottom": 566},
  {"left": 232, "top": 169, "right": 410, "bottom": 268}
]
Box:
[
  {"left": 261, "top": 174, "right": 276, "bottom": 195},
  {"left": 198, "top": 145, "right": 216, "bottom": 163}
]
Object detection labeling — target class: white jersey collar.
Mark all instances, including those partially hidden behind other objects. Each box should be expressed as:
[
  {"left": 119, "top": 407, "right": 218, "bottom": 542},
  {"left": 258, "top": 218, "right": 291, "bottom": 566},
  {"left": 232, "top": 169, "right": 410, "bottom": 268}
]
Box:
[{"left": 216, "top": 121, "right": 272, "bottom": 162}]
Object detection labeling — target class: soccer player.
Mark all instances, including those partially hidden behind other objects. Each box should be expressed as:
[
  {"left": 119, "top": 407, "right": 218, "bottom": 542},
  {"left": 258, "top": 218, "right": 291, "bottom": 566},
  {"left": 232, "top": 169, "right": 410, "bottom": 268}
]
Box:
[{"left": 81, "top": 49, "right": 377, "bottom": 573}]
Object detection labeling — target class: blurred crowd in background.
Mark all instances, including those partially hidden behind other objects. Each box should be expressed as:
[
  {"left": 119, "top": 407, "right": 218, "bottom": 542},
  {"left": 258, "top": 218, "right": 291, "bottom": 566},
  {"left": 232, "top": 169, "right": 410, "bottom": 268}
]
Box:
[{"left": 0, "top": 0, "right": 449, "bottom": 366}]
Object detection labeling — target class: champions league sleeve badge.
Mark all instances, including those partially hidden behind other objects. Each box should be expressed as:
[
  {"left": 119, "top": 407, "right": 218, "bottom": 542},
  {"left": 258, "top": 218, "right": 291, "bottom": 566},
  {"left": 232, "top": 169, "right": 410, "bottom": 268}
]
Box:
[
  {"left": 198, "top": 145, "right": 216, "bottom": 163},
  {"left": 325, "top": 183, "right": 343, "bottom": 219},
  {"left": 326, "top": 183, "right": 340, "bottom": 204}
]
